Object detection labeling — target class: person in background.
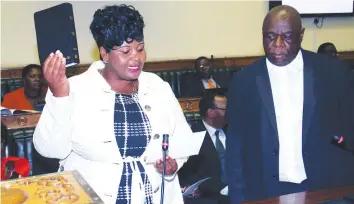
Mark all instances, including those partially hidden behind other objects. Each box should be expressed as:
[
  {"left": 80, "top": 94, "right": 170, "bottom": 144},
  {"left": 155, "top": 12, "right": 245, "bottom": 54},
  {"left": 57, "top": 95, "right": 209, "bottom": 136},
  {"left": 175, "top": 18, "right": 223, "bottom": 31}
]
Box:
[
  {"left": 226, "top": 5, "right": 354, "bottom": 204},
  {"left": 179, "top": 89, "right": 228, "bottom": 204},
  {"left": 317, "top": 42, "right": 338, "bottom": 58},
  {"left": 318, "top": 42, "right": 354, "bottom": 72},
  {"left": 33, "top": 4, "right": 192, "bottom": 204},
  {"left": 180, "top": 57, "right": 229, "bottom": 97},
  {"left": 1, "top": 64, "right": 46, "bottom": 110}
]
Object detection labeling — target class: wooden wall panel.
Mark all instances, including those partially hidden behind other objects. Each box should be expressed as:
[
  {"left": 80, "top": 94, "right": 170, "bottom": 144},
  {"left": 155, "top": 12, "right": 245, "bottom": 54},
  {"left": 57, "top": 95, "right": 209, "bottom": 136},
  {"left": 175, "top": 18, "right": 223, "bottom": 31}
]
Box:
[{"left": 1, "top": 51, "right": 353, "bottom": 79}]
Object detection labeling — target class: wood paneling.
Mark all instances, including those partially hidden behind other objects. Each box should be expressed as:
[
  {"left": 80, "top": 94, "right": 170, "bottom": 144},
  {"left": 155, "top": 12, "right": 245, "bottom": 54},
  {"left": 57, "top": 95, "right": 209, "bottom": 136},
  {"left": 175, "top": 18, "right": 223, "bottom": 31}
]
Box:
[
  {"left": 1, "top": 113, "right": 41, "bottom": 130},
  {"left": 1, "top": 98, "right": 201, "bottom": 131},
  {"left": 2, "top": 51, "right": 353, "bottom": 79},
  {"left": 178, "top": 97, "right": 201, "bottom": 113}
]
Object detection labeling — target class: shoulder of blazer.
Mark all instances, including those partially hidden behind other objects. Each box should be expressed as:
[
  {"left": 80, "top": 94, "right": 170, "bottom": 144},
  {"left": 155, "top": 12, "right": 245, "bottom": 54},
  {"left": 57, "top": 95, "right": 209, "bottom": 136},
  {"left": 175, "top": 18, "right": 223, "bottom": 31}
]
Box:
[
  {"left": 199, "top": 131, "right": 213, "bottom": 153},
  {"left": 301, "top": 49, "right": 320, "bottom": 64},
  {"left": 238, "top": 56, "right": 266, "bottom": 76},
  {"left": 302, "top": 49, "right": 350, "bottom": 74}
]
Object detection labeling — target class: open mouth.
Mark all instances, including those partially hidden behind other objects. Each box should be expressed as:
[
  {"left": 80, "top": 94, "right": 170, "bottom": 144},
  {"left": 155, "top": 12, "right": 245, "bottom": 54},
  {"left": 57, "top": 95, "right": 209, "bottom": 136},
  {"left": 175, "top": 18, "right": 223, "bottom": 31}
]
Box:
[{"left": 127, "top": 66, "right": 140, "bottom": 73}]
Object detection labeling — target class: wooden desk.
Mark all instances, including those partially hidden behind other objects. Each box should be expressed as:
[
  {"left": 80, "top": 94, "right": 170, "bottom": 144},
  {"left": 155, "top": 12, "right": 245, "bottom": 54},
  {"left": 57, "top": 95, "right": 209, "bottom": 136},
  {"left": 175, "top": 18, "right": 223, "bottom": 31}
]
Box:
[
  {"left": 178, "top": 97, "right": 201, "bottom": 113},
  {"left": 1, "top": 113, "right": 41, "bottom": 129},
  {"left": 243, "top": 185, "right": 354, "bottom": 204},
  {"left": 0, "top": 97, "right": 200, "bottom": 131}
]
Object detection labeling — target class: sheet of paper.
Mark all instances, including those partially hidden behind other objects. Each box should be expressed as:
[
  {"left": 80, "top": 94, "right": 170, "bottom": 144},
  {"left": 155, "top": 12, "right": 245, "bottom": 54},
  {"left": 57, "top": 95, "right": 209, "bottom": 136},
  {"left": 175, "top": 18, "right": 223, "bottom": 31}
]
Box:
[
  {"left": 220, "top": 186, "right": 228, "bottom": 196},
  {"left": 183, "top": 177, "right": 211, "bottom": 196},
  {"left": 169, "top": 131, "right": 206, "bottom": 159}
]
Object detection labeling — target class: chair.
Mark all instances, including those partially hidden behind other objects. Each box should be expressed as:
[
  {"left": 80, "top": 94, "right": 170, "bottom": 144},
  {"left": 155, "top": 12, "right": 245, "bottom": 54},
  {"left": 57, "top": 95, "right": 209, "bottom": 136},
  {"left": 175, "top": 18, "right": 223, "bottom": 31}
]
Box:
[{"left": 2, "top": 115, "right": 59, "bottom": 176}]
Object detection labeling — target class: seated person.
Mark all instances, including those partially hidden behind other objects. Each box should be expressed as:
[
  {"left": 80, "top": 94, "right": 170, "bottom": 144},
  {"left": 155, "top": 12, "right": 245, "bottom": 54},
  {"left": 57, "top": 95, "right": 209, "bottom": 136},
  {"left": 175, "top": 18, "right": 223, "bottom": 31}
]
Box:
[
  {"left": 318, "top": 42, "right": 354, "bottom": 71},
  {"left": 2, "top": 64, "right": 46, "bottom": 110},
  {"left": 317, "top": 42, "right": 338, "bottom": 58},
  {"left": 180, "top": 57, "right": 230, "bottom": 97},
  {"left": 179, "top": 89, "right": 229, "bottom": 204}
]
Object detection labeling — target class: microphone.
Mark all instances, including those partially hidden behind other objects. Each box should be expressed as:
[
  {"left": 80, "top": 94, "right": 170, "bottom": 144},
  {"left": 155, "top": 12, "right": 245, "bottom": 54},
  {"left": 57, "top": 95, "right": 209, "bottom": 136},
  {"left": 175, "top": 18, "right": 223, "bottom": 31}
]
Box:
[
  {"left": 160, "top": 134, "right": 169, "bottom": 204},
  {"left": 162, "top": 134, "right": 169, "bottom": 151},
  {"left": 331, "top": 135, "right": 354, "bottom": 156}
]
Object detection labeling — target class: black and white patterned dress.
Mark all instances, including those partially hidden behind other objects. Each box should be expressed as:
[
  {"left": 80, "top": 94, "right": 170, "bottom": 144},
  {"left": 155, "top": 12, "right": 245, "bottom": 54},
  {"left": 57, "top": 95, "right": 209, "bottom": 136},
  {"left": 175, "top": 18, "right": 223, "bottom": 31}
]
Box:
[{"left": 114, "top": 93, "right": 153, "bottom": 204}]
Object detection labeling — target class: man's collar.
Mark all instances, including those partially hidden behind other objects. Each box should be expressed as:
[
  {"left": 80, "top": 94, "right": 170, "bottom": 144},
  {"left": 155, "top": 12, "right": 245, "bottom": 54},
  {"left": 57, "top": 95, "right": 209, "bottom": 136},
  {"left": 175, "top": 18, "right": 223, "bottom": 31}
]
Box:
[{"left": 202, "top": 120, "right": 218, "bottom": 136}]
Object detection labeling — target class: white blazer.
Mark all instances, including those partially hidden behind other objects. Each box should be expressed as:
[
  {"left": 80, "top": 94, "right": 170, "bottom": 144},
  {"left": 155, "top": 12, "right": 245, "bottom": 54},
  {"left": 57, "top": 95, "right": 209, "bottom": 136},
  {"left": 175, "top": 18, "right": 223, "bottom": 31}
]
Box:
[{"left": 33, "top": 61, "right": 192, "bottom": 204}]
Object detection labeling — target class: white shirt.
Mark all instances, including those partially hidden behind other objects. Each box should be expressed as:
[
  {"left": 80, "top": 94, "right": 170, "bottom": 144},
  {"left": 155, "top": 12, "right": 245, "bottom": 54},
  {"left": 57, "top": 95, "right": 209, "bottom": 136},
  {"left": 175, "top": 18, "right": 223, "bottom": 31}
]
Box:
[
  {"left": 202, "top": 120, "right": 228, "bottom": 195},
  {"left": 202, "top": 120, "right": 226, "bottom": 148},
  {"left": 33, "top": 61, "right": 192, "bottom": 204},
  {"left": 267, "top": 50, "right": 307, "bottom": 184},
  {"left": 201, "top": 77, "right": 220, "bottom": 89}
]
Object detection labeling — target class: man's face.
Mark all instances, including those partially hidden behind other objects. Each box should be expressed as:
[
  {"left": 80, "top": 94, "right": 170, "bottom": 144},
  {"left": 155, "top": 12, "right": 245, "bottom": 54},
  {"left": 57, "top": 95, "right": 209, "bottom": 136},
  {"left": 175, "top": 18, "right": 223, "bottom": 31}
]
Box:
[
  {"left": 263, "top": 15, "right": 304, "bottom": 66},
  {"left": 24, "top": 68, "right": 43, "bottom": 91},
  {"left": 102, "top": 39, "right": 146, "bottom": 81},
  {"left": 196, "top": 58, "right": 212, "bottom": 79},
  {"left": 212, "top": 96, "right": 227, "bottom": 128}
]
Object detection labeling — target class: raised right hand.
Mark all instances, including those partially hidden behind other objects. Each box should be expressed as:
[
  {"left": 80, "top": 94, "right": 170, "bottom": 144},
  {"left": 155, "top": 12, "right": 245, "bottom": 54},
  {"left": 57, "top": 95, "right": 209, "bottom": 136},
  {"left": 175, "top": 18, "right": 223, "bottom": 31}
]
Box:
[{"left": 43, "top": 50, "right": 69, "bottom": 97}]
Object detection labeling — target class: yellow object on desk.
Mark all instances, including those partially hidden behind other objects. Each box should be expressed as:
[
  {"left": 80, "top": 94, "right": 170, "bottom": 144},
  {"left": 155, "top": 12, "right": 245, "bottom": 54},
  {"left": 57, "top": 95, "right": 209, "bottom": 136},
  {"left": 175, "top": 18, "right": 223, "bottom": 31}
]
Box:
[{"left": 1, "top": 170, "right": 103, "bottom": 204}]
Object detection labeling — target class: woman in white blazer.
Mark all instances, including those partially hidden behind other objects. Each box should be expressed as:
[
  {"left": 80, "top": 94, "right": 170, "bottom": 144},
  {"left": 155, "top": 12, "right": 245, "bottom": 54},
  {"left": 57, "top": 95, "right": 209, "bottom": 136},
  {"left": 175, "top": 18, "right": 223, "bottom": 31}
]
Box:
[{"left": 33, "top": 4, "right": 192, "bottom": 204}]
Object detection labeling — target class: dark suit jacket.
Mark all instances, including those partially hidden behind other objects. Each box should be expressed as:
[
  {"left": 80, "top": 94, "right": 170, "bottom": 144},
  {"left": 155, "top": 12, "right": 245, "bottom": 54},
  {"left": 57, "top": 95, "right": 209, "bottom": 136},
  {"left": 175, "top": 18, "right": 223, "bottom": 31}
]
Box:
[
  {"left": 226, "top": 50, "right": 354, "bottom": 204},
  {"left": 179, "top": 122, "right": 228, "bottom": 204},
  {"left": 180, "top": 72, "right": 230, "bottom": 97}
]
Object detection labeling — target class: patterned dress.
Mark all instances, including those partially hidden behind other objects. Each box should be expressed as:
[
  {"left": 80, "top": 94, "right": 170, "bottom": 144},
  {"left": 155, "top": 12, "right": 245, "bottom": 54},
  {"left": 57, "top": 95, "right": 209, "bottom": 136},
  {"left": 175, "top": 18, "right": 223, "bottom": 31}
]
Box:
[{"left": 114, "top": 93, "right": 153, "bottom": 204}]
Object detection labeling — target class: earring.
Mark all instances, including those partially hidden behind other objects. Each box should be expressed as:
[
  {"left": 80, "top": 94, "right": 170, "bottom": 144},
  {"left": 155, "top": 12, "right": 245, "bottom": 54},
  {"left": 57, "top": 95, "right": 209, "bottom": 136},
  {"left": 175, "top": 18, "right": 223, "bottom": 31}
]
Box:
[{"left": 103, "top": 60, "right": 108, "bottom": 64}]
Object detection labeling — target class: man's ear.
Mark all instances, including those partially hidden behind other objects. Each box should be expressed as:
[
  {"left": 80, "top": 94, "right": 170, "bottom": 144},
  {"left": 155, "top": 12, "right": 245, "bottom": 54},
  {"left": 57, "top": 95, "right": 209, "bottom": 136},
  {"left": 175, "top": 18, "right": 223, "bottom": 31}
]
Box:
[
  {"left": 299, "top": 27, "right": 305, "bottom": 43},
  {"left": 99, "top": 47, "right": 108, "bottom": 63},
  {"left": 207, "top": 108, "right": 215, "bottom": 118}
]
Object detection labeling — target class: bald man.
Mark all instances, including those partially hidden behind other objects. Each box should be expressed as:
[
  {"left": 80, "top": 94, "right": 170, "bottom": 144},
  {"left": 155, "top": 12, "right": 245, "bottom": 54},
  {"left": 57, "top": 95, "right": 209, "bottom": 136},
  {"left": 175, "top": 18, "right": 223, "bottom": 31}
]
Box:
[{"left": 226, "top": 5, "right": 354, "bottom": 203}]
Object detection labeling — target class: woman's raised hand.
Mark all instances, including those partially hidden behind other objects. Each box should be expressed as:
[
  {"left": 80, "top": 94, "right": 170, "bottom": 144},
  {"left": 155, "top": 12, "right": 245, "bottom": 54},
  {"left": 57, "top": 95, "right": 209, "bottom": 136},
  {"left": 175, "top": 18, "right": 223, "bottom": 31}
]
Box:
[{"left": 43, "top": 50, "right": 70, "bottom": 97}]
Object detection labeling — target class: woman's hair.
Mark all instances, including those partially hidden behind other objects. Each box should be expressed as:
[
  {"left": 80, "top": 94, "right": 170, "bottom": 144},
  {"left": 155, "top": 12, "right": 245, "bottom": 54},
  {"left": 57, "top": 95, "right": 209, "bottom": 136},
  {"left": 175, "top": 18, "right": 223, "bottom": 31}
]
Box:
[
  {"left": 22, "top": 64, "right": 42, "bottom": 78},
  {"left": 90, "top": 4, "right": 145, "bottom": 53}
]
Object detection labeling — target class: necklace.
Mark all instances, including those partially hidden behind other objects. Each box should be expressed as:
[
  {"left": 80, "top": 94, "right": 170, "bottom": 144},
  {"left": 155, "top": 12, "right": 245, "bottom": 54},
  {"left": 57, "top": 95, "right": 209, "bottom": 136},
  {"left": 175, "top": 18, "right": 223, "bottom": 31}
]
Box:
[{"left": 99, "top": 68, "right": 138, "bottom": 94}]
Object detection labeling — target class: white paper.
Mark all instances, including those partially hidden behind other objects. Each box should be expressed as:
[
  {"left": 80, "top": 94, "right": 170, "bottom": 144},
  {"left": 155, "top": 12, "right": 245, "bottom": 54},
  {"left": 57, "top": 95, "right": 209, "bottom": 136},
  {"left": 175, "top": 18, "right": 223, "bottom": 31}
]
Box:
[
  {"left": 169, "top": 131, "right": 206, "bottom": 159},
  {"left": 1, "top": 107, "right": 40, "bottom": 114},
  {"left": 220, "top": 186, "right": 228, "bottom": 196},
  {"left": 183, "top": 177, "right": 211, "bottom": 197}
]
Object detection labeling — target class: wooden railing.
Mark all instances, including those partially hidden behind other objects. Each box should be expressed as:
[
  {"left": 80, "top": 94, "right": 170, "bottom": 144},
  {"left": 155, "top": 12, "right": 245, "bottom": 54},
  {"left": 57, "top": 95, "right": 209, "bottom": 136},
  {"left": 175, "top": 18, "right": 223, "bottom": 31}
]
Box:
[{"left": 1, "top": 98, "right": 201, "bottom": 130}]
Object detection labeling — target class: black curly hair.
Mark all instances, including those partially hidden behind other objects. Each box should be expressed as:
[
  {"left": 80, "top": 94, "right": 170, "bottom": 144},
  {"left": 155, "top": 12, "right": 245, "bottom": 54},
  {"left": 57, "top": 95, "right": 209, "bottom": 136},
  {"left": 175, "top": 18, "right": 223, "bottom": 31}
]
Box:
[{"left": 90, "top": 4, "right": 145, "bottom": 53}]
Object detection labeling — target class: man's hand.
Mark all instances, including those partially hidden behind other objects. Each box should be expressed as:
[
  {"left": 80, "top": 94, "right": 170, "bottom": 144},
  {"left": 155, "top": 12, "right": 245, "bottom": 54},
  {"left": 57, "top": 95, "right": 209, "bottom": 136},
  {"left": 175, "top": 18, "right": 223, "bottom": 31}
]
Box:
[{"left": 155, "top": 156, "right": 177, "bottom": 175}]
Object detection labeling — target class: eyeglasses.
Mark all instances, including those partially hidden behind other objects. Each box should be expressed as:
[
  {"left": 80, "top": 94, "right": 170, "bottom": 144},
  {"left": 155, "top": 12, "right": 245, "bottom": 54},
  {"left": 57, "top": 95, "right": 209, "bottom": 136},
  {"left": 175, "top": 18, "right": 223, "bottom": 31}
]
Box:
[{"left": 213, "top": 107, "right": 226, "bottom": 111}]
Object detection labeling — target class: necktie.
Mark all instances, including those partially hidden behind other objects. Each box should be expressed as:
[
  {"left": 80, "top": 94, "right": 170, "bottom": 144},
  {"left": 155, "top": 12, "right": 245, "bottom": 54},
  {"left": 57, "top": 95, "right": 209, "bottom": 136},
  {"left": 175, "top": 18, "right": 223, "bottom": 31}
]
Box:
[
  {"left": 207, "top": 79, "right": 216, "bottom": 89},
  {"left": 215, "top": 130, "right": 227, "bottom": 184}
]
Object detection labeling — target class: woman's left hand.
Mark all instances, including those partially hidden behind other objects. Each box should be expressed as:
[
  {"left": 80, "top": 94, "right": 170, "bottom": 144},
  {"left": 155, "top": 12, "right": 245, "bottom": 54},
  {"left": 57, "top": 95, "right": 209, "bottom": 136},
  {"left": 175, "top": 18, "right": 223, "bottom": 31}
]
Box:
[{"left": 155, "top": 156, "right": 177, "bottom": 175}]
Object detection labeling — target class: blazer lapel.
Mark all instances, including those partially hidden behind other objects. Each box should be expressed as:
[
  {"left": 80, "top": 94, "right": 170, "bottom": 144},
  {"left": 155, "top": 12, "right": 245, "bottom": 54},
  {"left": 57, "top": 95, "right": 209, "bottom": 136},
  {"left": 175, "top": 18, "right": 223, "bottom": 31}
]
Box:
[
  {"left": 256, "top": 60, "right": 278, "bottom": 140},
  {"left": 302, "top": 54, "right": 316, "bottom": 147}
]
